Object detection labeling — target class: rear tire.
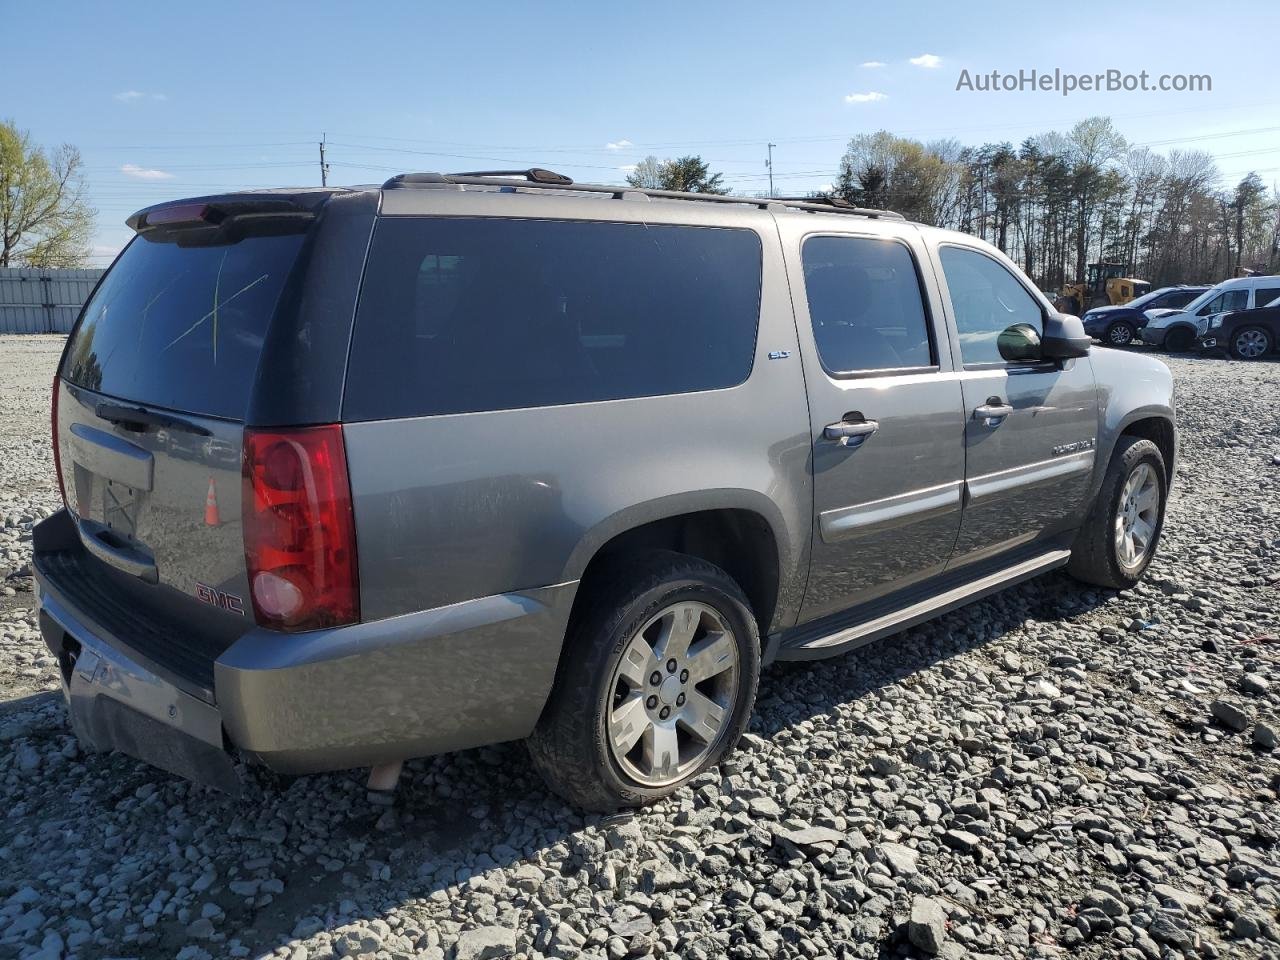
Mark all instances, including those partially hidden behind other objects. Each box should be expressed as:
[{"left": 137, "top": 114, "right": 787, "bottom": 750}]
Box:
[
  {"left": 1229, "top": 325, "right": 1272, "bottom": 360},
  {"left": 527, "top": 551, "right": 760, "bottom": 811},
  {"left": 1106, "top": 321, "right": 1136, "bottom": 347},
  {"left": 1068, "top": 437, "right": 1167, "bottom": 590},
  {"left": 1164, "top": 326, "right": 1194, "bottom": 353}
]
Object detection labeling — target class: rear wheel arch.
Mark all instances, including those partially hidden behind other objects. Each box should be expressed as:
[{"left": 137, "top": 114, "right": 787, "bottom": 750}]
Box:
[{"left": 564, "top": 504, "right": 786, "bottom": 648}]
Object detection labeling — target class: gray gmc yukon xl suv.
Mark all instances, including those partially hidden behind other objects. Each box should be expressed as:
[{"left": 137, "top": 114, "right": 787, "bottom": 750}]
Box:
[{"left": 36, "top": 169, "right": 1177, "bottom": 810}]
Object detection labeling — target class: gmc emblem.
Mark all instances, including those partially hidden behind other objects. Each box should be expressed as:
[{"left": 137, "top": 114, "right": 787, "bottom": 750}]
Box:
[{"left": 195, "top": 582, "right": 245, "bottom": 616}]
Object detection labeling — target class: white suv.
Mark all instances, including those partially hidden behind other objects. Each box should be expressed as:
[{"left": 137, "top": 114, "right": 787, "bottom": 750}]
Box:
[{"left": 1139, "top": 276, "right": 1280, "bottom": 352}]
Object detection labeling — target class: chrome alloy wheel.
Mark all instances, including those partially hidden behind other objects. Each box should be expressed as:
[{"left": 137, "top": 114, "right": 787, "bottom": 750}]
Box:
[
  {"left": 1114, "top": 462, "right": 1160, "bottom": 570},
  {"left": 606, "top": 601, "right": 739, "bottom": 787},
  {"left": 1234, "top": 328, "right": 1269, "bottom": 359}
]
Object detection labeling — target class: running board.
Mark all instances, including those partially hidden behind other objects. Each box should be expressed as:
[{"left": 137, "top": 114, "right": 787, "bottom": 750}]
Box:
[{"left": 774, "top": 548, "right": 1071, "bottom": 661}]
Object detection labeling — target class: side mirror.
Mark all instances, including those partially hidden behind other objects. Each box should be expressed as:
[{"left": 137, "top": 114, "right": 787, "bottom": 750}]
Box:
[
  {"left": 1041, "top": 313, "right": 1092, "bottom": 359},
  {"left": 997, "top": 323, "right": 1043, "bottom": 362}
]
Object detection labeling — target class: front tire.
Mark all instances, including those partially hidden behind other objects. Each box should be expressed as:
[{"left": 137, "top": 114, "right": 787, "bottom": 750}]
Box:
[
  {"left": 1229, "top": 326, "right": 1272, "bottom": 360},
  {"left": 1068, "top": 437, "right": 1167, "bottom": 590},
  {"left": 528, "top": 551, "right": 760, "bottom": 810},
  {"left": 1164, "top": 326, "right": 1195, "bottom": 353},
  {"left": 1106, "top": 321, "right": 1136, "bottom": 347}
]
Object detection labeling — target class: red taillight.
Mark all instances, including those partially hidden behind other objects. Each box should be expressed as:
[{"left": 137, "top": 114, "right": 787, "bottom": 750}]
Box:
[
  {"left": 52, "top": 375, "right": 67, "bottom": 509},
  {"left": 242, "top": 425, "right": 359, "bottom": 631}
]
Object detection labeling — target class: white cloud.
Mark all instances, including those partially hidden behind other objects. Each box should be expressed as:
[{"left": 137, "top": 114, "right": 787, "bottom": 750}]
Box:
[
  {"left": 606, "top": 139, "right": 633, "bottom": 151},
  {"left": 861, "top": 60, "right": 886, "bottom": 68},
  {"left": 844, "top": 91, "right": 888, "bottom": 104},
  {"left": 909, "top": 53, "right": 942, "bottom": 68},
  {"left": 121, "top": 163, "right": 174, "bottom": 180},
  {"left": 114, "top": 90, "right": 166, "bottom": 102}
]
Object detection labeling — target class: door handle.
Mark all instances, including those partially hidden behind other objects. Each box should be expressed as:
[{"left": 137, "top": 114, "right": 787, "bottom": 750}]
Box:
[
  {"left": 974, "top": 397, "right": 1014, "bottom": 426},
  {"left": 823, "top": 418, "right": 880, "bottom": 447}
]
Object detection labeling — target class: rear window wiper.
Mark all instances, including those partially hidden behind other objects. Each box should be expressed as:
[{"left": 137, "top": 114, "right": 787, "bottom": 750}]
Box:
[{"left": 95, "top": 402, "right": 212, "bottom": 437}]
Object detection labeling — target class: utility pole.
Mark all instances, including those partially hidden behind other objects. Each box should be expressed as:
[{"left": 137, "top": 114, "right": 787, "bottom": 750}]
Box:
[
  {"left": 766, "top": 143, "right": 776, "bottom": 198},
  {"left": 319, "top": 133, "right": 330, "bottom": 187}
]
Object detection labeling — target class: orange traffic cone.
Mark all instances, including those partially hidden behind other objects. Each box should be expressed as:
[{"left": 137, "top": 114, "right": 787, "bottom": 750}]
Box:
[{"left": 204, "top": 477, "right": 220, "bottom": 527}]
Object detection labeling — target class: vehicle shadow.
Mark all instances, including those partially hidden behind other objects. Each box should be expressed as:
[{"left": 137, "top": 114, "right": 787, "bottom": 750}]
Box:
[{"left": 5, "top": 568, "right": 1113, "bottom": 957}]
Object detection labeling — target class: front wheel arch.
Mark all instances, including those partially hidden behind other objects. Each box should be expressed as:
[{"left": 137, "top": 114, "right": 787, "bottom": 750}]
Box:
[
  {"left": 1163, "top": 324, "right": 1196, "bottom": 352},
  {"left": 1068, "top": 436, "right": 1168, "bottom": 590}
]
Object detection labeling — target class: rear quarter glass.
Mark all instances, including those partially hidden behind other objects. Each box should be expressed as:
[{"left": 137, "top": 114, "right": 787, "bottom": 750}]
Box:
[
  {"left": 62, "top": 232, "right": 306, "bottom": 420},
  {"left": 342, "top": 217, "right": 763, "bottom": 421}
]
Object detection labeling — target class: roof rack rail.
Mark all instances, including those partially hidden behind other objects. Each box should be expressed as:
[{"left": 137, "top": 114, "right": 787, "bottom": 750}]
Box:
[
  {"left": 379, "top": 169, "right": 905, "bottom": 220},
  {"left": 450, "top": 167, "right": 574, "bottom": 185},
  {"left": 773, "top": 195, "right": 901, "bottom": 218}
]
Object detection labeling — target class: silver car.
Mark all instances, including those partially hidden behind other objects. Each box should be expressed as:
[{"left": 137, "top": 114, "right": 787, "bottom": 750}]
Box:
[{"left": 36, "top": 170, "right": 1176, "bottom": 809}]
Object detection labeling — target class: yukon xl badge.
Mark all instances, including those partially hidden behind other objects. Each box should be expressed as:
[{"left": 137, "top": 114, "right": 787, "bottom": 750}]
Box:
[
  {"left": 196, "top": 582, "right": 245, "bottom": 616},
  {"left": 1052, "top": 438, "right": 1096, "bottom": 456}
]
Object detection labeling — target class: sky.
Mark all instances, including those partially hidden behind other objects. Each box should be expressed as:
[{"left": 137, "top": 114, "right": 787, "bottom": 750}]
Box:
[{"left": 5, "top": 0, "right": 1279, "bottom": 263}]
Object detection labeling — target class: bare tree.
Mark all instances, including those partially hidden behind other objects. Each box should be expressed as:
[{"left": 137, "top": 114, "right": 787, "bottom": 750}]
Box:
[
  {"left": 0, "top": 120, "right": 95, "bottom": 267},
  {"left": 625, "top": 156, "right": 666, "bottom": 191}
]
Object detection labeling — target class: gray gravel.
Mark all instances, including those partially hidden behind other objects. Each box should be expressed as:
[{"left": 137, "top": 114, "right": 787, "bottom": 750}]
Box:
[{"left": 1, "top": 335, "right": 1278, "bottom": 959}]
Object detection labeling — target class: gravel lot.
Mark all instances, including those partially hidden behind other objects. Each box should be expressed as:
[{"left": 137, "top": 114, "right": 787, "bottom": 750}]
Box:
[{"left": 1, "top": 333, "right": 1278, "bottom": 960}]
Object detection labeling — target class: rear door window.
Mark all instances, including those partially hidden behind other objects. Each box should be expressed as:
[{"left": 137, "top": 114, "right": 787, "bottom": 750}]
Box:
[
  {"left": 800, "top": 235, "right": 934, "bottom": 374},
  {"left": 343, "top": 217, "right": 762, "bottom": 420},
  {"left": 63, "top": 233, "right": 304, "bottom": 419}
]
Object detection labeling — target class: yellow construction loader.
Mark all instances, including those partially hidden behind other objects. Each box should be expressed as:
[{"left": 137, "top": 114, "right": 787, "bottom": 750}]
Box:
[{"left": 1056, "top": 262, "right": 1150, "bottom": 315}]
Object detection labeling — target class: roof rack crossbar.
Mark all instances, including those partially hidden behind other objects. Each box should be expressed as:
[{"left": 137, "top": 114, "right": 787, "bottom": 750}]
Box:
[{"left": 381, "top": 170, "right": 905, "bottom": 220}]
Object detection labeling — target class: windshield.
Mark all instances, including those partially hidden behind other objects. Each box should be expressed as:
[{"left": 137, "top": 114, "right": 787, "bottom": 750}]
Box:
[{"left": 62, "top": 232, "right": 305, "bottom": 419}]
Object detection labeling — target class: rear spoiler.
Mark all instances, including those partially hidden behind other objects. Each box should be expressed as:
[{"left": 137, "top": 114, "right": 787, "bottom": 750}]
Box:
[{"left": 127, "top": 194, "right": 335, "bottom": 243}]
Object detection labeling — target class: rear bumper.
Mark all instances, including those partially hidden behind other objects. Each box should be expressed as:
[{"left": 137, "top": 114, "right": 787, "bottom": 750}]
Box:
[
  {"left": 38, "top": 584, "right": 242, "bottom": 791},
  {"left": 214, "top": 583, "right": 577, "bottom": 774},
  {"left": 35, "top": 512, "right": 577, "bottom": 786}
]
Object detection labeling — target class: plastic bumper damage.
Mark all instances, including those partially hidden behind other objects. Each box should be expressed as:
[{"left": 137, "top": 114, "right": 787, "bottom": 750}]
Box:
[{"left": 38, "top": 584, "right": 242, "bottom": 793}]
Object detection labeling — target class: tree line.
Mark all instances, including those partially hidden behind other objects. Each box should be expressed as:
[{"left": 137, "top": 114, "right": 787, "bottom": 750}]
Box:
[
  {"left": 827, "top": 117, "right": 1279, "bottom": 290},
  {"left": 3, "top": 115, "right": 1277, "bottom": 286}
]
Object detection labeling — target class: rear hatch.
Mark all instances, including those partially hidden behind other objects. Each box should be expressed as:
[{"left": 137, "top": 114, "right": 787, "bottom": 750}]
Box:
[{"left": 48, "top": 197, "right": 315, "bottom": 696}]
